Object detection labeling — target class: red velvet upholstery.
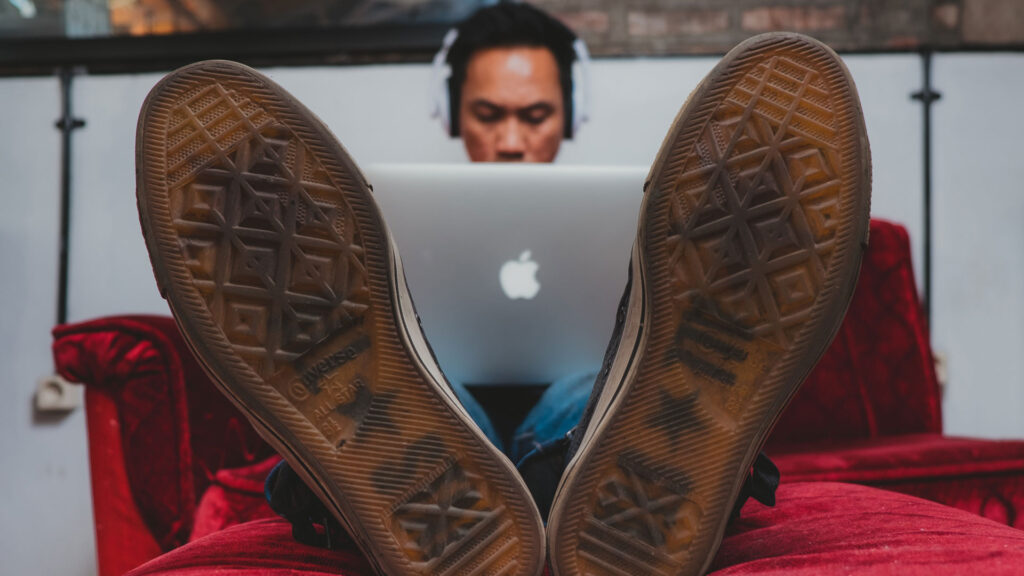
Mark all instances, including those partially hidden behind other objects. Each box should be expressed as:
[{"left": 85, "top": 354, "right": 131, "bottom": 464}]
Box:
[
  {"left": 52, "top": 316, "right": 275, "bottom": 576},
  {"left": 710, "top": 482, "right": 1024, "bottom": 575},
  {"left": 53, "top": 219, "right": 1024, "bottom": 575},
  {"left": 768, "top": 219, "right": 942, "bottom": 447},
  {"left": 771, "top": 434, "right": 1024, "bottom": 528},
  {"left": 127, "top": 483, "right": 1024, "bottom": 576},
  {"left": 761, "top": 220, "right": 1024, "bottom": 526},
  {"left": 191, "top": 456, "right": 279, "bottom": 541}
]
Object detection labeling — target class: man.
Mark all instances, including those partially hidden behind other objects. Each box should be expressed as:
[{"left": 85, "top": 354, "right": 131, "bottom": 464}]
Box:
[
  {"left": 261, "top": 7, "right": 596, "bottom": 559},
  {"left": 436, "top": 1, "right": 585, "bottom": 162},
  {"left": 423, "top": 4, "right": 778, "bottom": 534},
  {"left": 426, "top": 0, "right": 605, "bottom": 509},
  {"left": 134, "top": 3, "right": 870, "bottom": 575}
]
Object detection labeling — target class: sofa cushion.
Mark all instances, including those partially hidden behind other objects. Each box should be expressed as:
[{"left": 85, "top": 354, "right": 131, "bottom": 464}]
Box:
[
  {"left": 771, "top": 433, "right": 1024, "bottom": 528},
  {"left": 711, "top": 482, "right": 1024, "bottom": 574},
  {"left": 130, "top": 483, "right": 1024, "bottom": 576},
  {"left": 191, "top": 456, "right": 279, "bottom": 541}
]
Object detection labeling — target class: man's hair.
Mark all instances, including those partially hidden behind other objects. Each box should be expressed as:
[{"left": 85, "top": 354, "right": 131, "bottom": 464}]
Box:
[{"left": 446, "top": 1, "right": 579, "bottom": 138}]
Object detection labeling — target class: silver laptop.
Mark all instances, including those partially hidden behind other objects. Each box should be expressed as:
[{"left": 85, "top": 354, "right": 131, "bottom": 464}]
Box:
[{"left": 365, "top": 163, "right": 647, "bottom": 386}]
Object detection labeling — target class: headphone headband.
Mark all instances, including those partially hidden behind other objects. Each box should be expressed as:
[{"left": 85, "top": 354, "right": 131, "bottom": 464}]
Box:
[
  {"left": 571, "top": 37, "right": 591, "bottom": 134},
  {"left": 429, "top": 28, "right": 591, "bottom": 138},
  {"left": 429, "top": 28, "right": 460, "bottom": 134}
]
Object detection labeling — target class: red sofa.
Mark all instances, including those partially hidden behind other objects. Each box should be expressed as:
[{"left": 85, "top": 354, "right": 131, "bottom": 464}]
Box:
[
  {"left": 765, "top": 220, "right": 1024, "bottom": 528},
  {"left": 54, "top": 219, "right": 1024, "bottom": 575}
]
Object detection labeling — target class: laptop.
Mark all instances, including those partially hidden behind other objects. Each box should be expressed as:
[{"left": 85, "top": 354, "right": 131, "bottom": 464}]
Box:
[{"left": 365, "top": 163, "right": 647, "bottom": 386}]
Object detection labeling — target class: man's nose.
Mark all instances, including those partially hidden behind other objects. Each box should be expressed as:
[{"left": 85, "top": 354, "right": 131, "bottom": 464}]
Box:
[{"left": 496, "top": 119, "right": 527, "bottom": 157}]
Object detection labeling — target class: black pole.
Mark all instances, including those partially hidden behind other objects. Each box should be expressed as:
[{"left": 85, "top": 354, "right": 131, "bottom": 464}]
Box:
[
  {"left": 54, "top": 67, "right": 85, "bottom": 325},
  {"left": 912, "top": 51, "right": 940, "bottom": 328}
]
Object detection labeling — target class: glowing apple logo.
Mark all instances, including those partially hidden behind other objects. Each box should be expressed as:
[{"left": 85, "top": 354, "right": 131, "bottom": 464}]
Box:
[{"left": 499, "top": 250, "right": 540, "bottom": 300}]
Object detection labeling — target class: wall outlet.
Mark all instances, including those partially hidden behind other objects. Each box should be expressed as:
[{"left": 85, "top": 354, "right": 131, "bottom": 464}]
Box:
[{"left": 34, "top": 374, "right": 81, "bottom": 413}]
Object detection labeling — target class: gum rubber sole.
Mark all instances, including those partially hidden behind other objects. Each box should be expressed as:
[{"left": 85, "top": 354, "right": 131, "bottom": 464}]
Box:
[
  {"left": 547, "top": 33, "right": 871, "bottom": 576},
  {"left": 136, "top": 60, "right": 544, "bottom": 576}
]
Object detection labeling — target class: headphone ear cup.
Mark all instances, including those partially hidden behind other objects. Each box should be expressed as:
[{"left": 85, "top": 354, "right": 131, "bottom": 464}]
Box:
[
  {"left": 439, "top": 77, "right": 452, "bottom": 136},
  {"left": 430, "top": 28, "right": 459, "bottom": 137}
]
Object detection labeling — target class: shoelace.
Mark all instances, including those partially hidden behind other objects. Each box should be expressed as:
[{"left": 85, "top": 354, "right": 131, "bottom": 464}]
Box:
[
  {"left": 265, "top": 462, "right": 350, "bottom": 550},
  {"left": 731, "top": 452, "right": 780, "bottom": 519}
]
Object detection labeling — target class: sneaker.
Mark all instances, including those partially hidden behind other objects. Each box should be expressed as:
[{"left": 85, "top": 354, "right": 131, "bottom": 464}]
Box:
[
  {"left": 547, "top": 32, "right": 871, "bottom": 576},
  {"left": 136, "top": 60, "right": 545, "bottom": 576}
]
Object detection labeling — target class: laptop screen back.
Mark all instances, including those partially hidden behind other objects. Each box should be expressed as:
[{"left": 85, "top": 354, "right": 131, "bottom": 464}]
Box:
[{"left": 367, "top": 163, "right": 646, "bottom": 385}]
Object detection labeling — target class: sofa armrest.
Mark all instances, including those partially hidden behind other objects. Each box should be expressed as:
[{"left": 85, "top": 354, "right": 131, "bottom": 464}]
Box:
[
  {"left": 80, "top": 384, "right": 168, "bottom": 576},
  {"left": 53, "top": 315, "right": 277, "bottom": 575},
  {"left": 53, "top": 315, "right": 197, "bottom": 575}
]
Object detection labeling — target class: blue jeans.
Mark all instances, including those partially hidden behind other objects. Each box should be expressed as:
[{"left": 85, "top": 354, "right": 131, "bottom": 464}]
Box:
[
  {"left": 450, "top": 371, "right": 597, "bottom": 519},
  {"left": 451, "top": 371, "right": 596, "bottom": 465}
]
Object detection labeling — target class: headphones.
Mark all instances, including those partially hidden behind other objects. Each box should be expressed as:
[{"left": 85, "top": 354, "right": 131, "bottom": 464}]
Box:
[{"left": 429, "top": 28, "right": 592, "bottom": 138}]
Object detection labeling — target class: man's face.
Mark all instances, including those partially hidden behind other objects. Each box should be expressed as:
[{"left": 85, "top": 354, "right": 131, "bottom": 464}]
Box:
[{"left": 458, "top": 46, "right": 565, "bottom": 163}]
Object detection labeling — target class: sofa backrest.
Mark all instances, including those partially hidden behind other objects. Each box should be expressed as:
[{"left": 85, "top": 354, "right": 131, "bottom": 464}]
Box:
[{"left": 766, "top": 219, "right": 943, "bottom": 450}]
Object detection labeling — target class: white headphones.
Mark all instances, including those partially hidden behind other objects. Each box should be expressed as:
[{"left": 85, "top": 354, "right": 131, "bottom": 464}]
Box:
[{"left": 429, "top": 28, "right": 592, "bottom": 138}]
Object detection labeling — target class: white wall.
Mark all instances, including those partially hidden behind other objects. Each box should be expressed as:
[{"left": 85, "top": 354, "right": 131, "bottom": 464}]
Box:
[
  {"left": 0, "top": 77, "right": 96, "bottom": 576},
  {"left": 933, "top": 53, "right": 1024, "bottom": 439},
  {"left": 3, "top": 52, "right": 1020, "bottom": 575},
  {"left": 65, "top": 55, "right": 926, "bottom": 320}
]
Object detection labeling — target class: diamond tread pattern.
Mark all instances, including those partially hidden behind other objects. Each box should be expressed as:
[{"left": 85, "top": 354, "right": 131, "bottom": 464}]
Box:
[
  {"left": 549, "top": 34, "right": 869, "bottom": 576},
  {"left": 137, "top": 61, "right": 542, "bottom": 576}
]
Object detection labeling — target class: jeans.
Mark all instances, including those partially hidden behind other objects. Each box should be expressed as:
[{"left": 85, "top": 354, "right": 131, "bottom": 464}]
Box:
[
  {"left": 449, "top": 370, "right": 598, "bottom": 520},
  {"left": 450, "top": 370, "right": 597, "bottom": 465}
]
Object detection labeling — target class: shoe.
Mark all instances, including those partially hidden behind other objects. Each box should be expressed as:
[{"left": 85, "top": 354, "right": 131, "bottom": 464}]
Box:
[
  {"left": 136, "top": 60, "right": 545, "bottom": 576},
  {"left": 546, "top": 32, "right": 871, "bottom": 576}
]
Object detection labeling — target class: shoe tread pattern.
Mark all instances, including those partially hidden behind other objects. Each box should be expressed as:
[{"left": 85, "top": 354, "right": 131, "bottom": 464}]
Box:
[
  {"left": 666, "top": 50, "right": 846, "bottom": 347},
  {"left": 550, "top": 34, "right": 869, "bottom": 576},
  {"left": 137, "top": 62, "right": 541, "bottom": 576},
  {"left": 163, "top": 80, "right": 371, "bottom": 379}
]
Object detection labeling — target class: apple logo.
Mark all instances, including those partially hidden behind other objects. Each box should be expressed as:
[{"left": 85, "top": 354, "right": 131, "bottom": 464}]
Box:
[{"left": 500, "top": 250, "right": 541, "bottom": 300}]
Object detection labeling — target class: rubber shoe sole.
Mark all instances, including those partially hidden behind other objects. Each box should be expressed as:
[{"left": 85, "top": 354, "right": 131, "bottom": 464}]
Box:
[
  {"left": 136, "top": 60, "right": 545, "bottom": 576},
  {"left": 547, "top": 32, "right": 871, "bottom": 576}
]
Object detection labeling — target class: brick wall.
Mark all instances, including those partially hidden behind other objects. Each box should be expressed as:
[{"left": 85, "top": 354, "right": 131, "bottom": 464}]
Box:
[{"left": 532, "top": 0, "right": 1024, "bottom": 56}]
